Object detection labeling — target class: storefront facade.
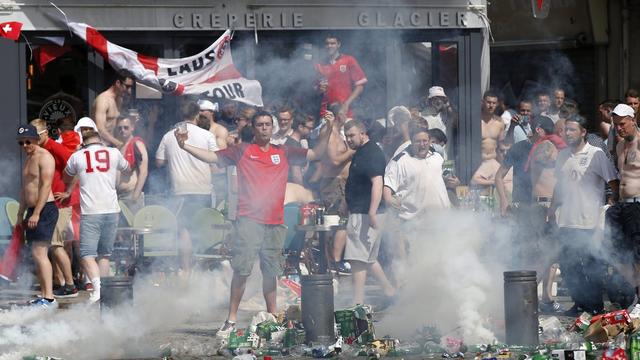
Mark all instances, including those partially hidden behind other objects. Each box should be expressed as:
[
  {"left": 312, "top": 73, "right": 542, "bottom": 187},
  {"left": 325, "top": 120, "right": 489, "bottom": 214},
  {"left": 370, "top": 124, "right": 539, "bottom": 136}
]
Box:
[{"left": 0, "top": 0, "right": 488, "bottom": 197}]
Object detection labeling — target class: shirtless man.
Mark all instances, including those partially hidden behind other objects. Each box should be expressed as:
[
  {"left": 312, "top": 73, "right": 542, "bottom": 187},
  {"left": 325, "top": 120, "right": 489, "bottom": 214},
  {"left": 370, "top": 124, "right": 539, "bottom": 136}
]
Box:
[
  {"left": 320, "top": 106, "right": 355, "bottom": 273},
  {"left": 16, "top": 124, "right": 59, "bottom": 308},
  {"left": 115, "top": 116, "right": 148, "bottom": 213},
  {"left": 198, "top": 99, "right": 228, "bottom": 150},
  {"left": 91, "top": 70, "right": 135, "bottom": 147},
  {"left": 607, "top": 104, "right": 640, "bottom": 299},
  {"left": 481, "top": 91, "right": 505, "bottom": 158},
  {"left": 526, "top": 116, "right": 566, "bottom": 312}
]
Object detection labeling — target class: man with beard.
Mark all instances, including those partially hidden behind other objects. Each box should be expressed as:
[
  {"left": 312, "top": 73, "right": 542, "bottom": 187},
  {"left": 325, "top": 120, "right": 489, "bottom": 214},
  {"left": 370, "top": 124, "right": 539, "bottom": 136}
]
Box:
[
  {"left": 383, "top": 123, "right": 450, "bottom": 284},
  {"left": 548, "top": 115, "right": 619, "bottom": 315},
  {"left": 607, "top": 104, "right": 640, "bottom": 300},
  {"left": 344, "top": 120, "right": 395, "bottom": 307}
]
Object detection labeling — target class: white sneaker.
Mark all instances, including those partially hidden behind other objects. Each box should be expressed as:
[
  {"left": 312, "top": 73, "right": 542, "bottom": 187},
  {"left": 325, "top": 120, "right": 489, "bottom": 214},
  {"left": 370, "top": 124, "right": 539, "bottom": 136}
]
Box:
[
  {"left": 89, "top": 291, "right": 100, "bottom": 304},
  {"left": 216, "top": 320, "right": 236, "bottom": 339}
]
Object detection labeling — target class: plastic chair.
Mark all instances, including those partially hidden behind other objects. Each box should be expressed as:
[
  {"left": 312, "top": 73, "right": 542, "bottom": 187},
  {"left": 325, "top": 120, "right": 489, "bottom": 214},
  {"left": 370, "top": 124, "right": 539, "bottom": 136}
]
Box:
[
  {"left": 5, "top": 200, "right": 19, "bottom": 229},
  {"left": 132, "top": 205, "right": 178, "bottom": 258},
  {"left": 0, "top": 197, "right": 17, "bottom": 247},
  {"left": 119, "top": 200, "right": 135, "bottom": 227},
  {"left": 191, "top": 208, "right": 230, "bottom": 264}
]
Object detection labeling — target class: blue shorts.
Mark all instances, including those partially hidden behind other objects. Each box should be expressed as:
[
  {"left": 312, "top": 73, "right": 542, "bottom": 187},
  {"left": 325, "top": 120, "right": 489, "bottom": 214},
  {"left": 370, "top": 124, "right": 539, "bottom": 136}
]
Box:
[
  {"left": 79, "top": 213, "right": 119, "bottom": 258},
  {"left": 25, "top": 202, "right": 58, "bottom": 243}
]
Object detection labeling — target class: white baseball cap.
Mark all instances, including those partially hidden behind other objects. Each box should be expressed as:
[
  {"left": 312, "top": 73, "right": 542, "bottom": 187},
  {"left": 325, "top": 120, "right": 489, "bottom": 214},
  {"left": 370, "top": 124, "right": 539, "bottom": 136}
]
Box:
[
  {"left": 428, "top": 86, "right": 446, "bottom": 99},
  {"left": 612, "top": 103, "right": 635, "bottom": 118},
  {"left": 198, "top": 99, "right": 219, "bottom": 112},
  {"left": 74, "top": 117, "right": 98, "bottom": 132}
]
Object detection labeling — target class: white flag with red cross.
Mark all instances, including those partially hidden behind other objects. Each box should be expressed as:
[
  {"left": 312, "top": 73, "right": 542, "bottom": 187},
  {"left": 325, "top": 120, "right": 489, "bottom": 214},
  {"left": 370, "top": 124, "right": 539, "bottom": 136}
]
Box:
[{"left": 68, "top": 22, "right": 263, "bottom": 106}]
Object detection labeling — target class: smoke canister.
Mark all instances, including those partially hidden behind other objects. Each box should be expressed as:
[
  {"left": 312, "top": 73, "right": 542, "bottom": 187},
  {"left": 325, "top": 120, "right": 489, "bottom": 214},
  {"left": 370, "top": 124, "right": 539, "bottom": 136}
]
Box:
[{"left": 504, "top": 271, "right": 538, "bottom": 345}]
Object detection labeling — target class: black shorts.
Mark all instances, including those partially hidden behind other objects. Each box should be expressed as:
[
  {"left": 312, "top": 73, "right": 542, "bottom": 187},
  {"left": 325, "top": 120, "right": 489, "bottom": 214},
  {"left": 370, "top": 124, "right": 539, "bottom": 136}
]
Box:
[
  {"left": 25, "top": 202, "right": 59, "bottom": 243},
  {"left": 606, "top": 202, "right": 640, "bottom": 262},
  {"left": 173, "top": 194, "right": 211, "bottom": 229}
]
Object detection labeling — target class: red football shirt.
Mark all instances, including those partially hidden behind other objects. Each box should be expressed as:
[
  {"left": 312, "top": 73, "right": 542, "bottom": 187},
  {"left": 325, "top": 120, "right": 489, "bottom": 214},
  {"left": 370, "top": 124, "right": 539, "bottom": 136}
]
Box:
[
  {"left": 315, "top": 54, "right": 367, "bottom": 117},
  {"left": 217, "top": 143, "right": 308, "bottom": 224},
  {"left": 43, "top": 138, "right": 80, "bottom": 208}
]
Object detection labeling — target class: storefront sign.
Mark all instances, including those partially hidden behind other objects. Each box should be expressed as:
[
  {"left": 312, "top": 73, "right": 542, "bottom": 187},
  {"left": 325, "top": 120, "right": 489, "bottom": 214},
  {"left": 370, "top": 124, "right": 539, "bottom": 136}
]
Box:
[{"left": 171, "top": 9, "right": 471, "bottom": 29}]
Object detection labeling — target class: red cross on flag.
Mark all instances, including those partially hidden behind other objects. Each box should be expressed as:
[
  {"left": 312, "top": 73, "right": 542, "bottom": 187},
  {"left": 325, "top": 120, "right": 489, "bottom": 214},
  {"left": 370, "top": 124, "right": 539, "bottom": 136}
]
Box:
[{"left": 0, "top": 22, "right": 23, "bottom": 41}]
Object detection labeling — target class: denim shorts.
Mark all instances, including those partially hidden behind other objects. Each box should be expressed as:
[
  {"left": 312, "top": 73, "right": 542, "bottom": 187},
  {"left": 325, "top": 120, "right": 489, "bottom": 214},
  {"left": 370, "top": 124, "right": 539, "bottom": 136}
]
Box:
[{"left": 79, "top": 213, "right": 119, "bottom": 258}]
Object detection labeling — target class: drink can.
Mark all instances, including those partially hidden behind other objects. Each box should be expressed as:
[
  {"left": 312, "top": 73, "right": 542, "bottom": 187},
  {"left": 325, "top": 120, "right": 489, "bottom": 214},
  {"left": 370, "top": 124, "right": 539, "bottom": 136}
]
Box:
[{"left": 316, "top": 206, "right": 325, "bottom": 225}]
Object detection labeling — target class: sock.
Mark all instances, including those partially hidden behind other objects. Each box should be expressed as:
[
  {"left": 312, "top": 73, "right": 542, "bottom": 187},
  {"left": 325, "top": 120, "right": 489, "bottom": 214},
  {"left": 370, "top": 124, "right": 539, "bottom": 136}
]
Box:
[
  {"left": 91, "top": 277, "right": 101, "bottom": 294},
  {"left": 59, "top": 280, "right": 65, "bottom": 287}
]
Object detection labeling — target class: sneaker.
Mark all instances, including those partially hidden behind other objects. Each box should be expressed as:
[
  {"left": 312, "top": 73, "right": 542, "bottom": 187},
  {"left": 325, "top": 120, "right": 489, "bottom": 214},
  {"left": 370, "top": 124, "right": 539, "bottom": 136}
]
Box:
[
  {"left": 216, "top": 320, "right": 236, "bottom": 339},
  {"left": 84, "top": 283, "right": 94, "bottom": 292},
  {"left": 539, "top": 300, "right": 565, "bottom": 314},
  {"left": 88, "top": 291, "right": 100, "bottom": 304},
  {"left": 331, "top": 261, "right": 351, "bottom": 275},
  {"left": 54, "top": 285, "right": 79, "bottom": 298},
  {"left": 28, "top": 298, "right": 59, "bottom": 310}
]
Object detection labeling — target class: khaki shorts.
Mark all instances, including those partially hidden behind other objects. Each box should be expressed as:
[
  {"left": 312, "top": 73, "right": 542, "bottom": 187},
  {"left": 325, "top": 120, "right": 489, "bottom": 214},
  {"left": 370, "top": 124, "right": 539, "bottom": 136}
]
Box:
[
  {"left": 231, "top": 216, "right": 286, "bottom": 277},
  {"left": 52, "top": 206, "right": 72, "bottom": 247},
  {"left": 344, "top": 213, "right": 385, "bottom": 264}
]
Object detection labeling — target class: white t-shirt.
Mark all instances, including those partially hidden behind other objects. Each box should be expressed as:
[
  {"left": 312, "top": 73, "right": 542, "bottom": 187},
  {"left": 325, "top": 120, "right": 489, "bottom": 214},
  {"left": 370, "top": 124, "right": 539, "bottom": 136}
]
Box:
[
  {"left": 65, "top": 143, "right": 129, "bottom": 215},
  {"left": 156, "top": 122, "right": 218, "bottom": 195},
  {"left": 392, "top": 140, "right": 411, "bottom": 158},
  {"left": 384, "top": 150, "right": 450, "bottom": 220},
  {"left": 555, "top": 143, "right": 618, "bottom": 229}
]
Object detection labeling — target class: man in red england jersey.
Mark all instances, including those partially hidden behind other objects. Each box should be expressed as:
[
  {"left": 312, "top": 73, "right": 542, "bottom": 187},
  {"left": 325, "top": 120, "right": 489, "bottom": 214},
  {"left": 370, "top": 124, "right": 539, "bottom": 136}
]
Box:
[
  {"left": 316, "top": 35, "right": 367, "bottom": 119},
  {"left": 178, "top": 110, "right": 333, "bottom": 338}
]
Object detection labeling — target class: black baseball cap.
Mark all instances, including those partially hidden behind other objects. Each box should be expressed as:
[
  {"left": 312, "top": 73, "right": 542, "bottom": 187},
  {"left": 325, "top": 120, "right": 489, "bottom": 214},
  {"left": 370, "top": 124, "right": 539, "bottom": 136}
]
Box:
[{"left": 16, "top": 124, "right": 39, "bottom": 139}]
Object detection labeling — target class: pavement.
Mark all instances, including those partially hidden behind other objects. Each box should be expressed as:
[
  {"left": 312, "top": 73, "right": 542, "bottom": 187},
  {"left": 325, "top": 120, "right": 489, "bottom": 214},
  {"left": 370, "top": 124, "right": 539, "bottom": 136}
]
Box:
[{"left": 0, "top": 271, "right": 585, "bottom": 360}]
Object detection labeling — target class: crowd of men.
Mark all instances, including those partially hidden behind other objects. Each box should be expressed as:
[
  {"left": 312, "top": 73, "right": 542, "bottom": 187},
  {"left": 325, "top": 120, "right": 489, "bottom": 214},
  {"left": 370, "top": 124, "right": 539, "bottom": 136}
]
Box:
[{"left": 8, "top": 33, "right": 640, "bottom": 336}]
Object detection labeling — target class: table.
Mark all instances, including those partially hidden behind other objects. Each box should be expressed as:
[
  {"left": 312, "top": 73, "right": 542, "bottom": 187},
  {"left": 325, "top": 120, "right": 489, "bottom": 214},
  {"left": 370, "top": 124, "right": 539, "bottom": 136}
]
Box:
[
  {"left": 297, "top": 224, "right": 345, "bottom": 274},
  {"left": 116, "top": 226, "right": 176, "bottom": 260}
]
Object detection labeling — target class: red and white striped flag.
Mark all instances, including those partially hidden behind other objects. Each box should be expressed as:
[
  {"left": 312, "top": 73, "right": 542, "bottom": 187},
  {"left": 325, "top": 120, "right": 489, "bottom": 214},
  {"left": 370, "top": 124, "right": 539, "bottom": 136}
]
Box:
[{"left": 68, "top": 22, "right": 262, "bottom": 106}]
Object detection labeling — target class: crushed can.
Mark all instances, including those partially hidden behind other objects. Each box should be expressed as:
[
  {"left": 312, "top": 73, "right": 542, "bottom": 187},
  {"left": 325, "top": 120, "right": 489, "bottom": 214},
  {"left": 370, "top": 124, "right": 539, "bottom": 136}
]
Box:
[
  {"left": 551, "top": 350, "right": 587, "bottom": 360},
  {"left": 575, "top": 313, "right": 594, "bottom": 333},
  {"left": 601, "top": 348, "right": 628, "bottom": 360},
  {"left": 300, "top": 204, "right": 314, "bottom": 226},
  {"left": 629, "top": 331, "right": 640, "bottom": 360}
]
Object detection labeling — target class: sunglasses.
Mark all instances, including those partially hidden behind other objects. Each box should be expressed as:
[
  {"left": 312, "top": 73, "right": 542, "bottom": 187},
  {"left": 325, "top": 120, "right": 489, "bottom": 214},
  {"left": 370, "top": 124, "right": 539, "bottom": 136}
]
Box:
[
  {"left": 18, "top": 140, "right": 32, "bottom": 146},
  {"left": 117, "top": 126, "right": 131, "bottom": 130}
]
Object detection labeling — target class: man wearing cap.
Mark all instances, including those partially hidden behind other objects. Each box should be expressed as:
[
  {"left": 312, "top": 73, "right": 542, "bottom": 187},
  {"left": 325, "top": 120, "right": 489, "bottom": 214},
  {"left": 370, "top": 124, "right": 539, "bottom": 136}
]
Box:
[
  {"left": 156, "top": 101, "right": 218, "bottom": 275},
  {"left": 199, "top": 99, "right": 228, "bottom": 150},
  {"left": 91, "top": 70, "right": 135, "bottom": 148},
  {"left": 423, "top": 86, "right": 456, "bottom": 136},
  {"left": 74, "top": 117, "right": 99, "bottom": 144},
  {"left": 607, "top": 104, "right": 640, "bottom": 299},
  {"left": 64, "top": 129, "right": 130, "bottom": 304},
  {"left": 115, "top": 116, "right": 148, "bottom": 214},
  {"left": 16, "top": 124, "right": 59, "bottom": 308}
]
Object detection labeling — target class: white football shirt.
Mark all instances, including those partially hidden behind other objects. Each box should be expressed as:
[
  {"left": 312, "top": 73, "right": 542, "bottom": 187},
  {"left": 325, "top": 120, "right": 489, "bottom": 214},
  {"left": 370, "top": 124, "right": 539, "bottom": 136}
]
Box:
[
  {"left": 555, "top": 143, "right": 618, "bottom": 229},
  {"left": 65, "top": 143, "right": 129, "bottom": 215},
  {"left": 156, "top": 122, "right": 218, "bottom": 195},
  {"left": 384, "top": 150, "right": 451, "bottom": 220}
]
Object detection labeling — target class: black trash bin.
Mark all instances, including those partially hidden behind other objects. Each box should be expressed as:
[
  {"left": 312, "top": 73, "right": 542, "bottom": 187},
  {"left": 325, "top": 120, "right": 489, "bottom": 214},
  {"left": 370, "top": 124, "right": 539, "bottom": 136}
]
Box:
[
  {"left": 101, "top": 276, "right": 133, "bottom": 311},
  {"left": 504, "top": 270, "right": 538, "bottom": 345},
  {"left": 301, "top": 274, "right": 335, "bottom": 344}
]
